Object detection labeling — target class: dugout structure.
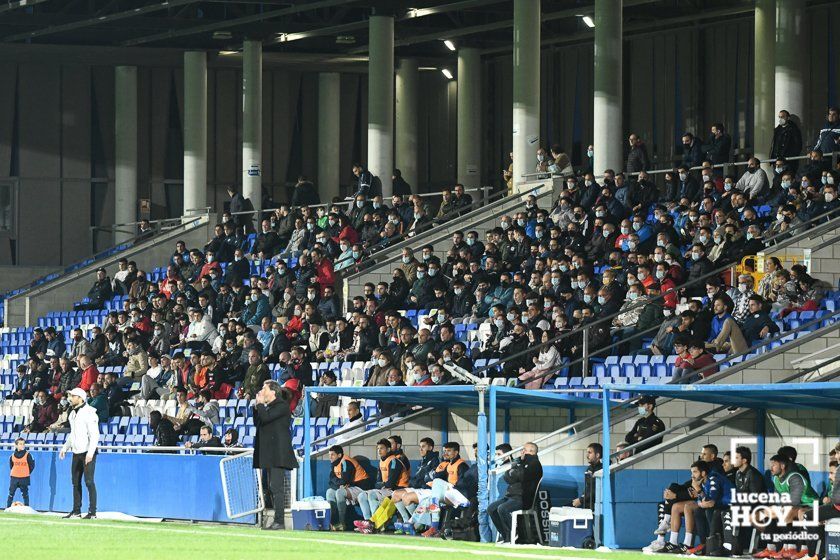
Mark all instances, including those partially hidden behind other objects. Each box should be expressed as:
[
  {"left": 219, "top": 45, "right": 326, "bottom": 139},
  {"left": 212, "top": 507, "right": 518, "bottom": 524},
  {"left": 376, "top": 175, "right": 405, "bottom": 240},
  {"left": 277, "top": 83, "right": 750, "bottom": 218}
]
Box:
[
  {"left": 601, "top": 382, "right": 840, "bottom": 549},
  {"left": 300, "top": 385, "right": 600, "bottom": 542}
]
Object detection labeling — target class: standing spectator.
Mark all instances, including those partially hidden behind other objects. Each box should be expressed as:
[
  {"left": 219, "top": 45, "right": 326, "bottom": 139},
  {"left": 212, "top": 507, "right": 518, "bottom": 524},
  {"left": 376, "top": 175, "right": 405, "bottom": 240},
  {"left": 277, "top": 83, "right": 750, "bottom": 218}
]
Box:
[
  {"left": 253, "top": 380, "right": 297, "bottom": 530},
  {"left": 626, "top": 133, "right": 650, "bottom": 173},
  {"left": 813, "top": 106, "right": 840, "bottom": 154},
  {"left": 240, "top": 349, "right": 270, "bottom": 400},
  {"left": 351, "top": 163, "right": 375, "bottom": 198},
  {"left": 76, "top": 356, "right": 99, "bottom": 392},
  {"left": 392, "top": 169, "right": 412, "bottom": 196},
  {"left": 703, "top": 123, "right": 732, "bottom": 165},
  {"left": 770, "top": 110, "right": 803, "bottom": 173},
  {"left": 289, "top": 175, "right": 320, "bottom": 207},
  {"left": 681, "top": 132, "right": 703, "bottom": 169},
  {"left": 59, "top": 388, "right": 99, "bottom": 519}
]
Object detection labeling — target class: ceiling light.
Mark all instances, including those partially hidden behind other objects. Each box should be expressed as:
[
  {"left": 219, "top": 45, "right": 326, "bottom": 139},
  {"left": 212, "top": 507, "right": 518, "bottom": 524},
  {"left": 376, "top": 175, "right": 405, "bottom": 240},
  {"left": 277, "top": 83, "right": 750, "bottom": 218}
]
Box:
[
  {"left": 581, "top": 15, "right": 595, "bottom": 28},
  {"left": 219, "top": 50, "right": 239, "bottom": 56},
  {"left": 441, "top": 68, "right": 453, "bottom": 80},
  {"left": 212, "top": 31, "right": 233, "bottom": 40},
  {"left": 443, "top": 39, "right": 455, "bottom": 51}
]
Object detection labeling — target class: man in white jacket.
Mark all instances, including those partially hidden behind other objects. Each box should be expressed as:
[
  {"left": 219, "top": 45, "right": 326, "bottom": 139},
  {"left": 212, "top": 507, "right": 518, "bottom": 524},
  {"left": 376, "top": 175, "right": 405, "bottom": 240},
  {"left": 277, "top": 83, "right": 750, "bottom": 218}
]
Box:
[
  {"left": 59, "top": 388, "right": 100, "bottom": 519},
  {"left": 734, "top": 157, "right": 769, "bottom": 201}
]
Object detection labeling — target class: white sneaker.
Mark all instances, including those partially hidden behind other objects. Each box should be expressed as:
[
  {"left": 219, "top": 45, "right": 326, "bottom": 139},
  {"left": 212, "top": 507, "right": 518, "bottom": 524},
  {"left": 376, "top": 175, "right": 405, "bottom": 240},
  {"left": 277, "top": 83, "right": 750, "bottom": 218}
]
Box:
[
  {"left": 648, "top": 539, "right": 666, "bottom": 552},
  {"left": 654, "top": 519, "right": 669, "bottom": 536}
]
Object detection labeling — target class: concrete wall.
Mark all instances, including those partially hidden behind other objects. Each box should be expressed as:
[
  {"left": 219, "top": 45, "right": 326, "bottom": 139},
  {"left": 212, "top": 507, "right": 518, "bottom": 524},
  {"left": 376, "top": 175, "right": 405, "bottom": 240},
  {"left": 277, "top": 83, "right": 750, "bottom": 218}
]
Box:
[
  {"left": 0, "top": 265, "right": 59, "bottom": 295},
  {"left": 4, "top": 215, "right": 214, "bottom": 327}
]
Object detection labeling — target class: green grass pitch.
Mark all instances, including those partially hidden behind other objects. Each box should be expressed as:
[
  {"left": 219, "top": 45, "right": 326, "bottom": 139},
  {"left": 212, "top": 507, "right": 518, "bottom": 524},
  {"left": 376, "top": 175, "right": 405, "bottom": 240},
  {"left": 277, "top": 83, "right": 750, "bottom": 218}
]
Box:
[{"left": 0, "top": 512, "right": 654, "bottom": 560}]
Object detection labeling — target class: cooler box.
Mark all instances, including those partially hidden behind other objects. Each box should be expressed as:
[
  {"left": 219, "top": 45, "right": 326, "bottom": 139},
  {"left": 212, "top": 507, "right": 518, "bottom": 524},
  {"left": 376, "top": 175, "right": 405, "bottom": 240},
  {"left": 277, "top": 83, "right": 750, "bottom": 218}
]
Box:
[
  {"left": 291, "top": 500, "right": 331, "bottom": 531},
  {"left": 548, "top": 506, "right": 594, "bottom": 548},
  {"left": 826, "top": 518, "right": 840, "bottom": 560}
]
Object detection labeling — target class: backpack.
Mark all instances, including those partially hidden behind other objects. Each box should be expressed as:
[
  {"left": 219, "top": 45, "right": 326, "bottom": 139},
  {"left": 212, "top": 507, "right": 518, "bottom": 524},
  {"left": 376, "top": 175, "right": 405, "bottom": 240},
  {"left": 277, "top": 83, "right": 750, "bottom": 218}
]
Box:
[{"left": 442, "top": 505, "right": 478, "bottom": 542}]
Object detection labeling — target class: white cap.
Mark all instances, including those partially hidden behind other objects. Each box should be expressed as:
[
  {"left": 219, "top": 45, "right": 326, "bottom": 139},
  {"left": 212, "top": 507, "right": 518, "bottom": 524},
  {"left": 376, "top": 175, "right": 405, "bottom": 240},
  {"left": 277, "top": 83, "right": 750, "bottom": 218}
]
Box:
[{"left": 68, "top": 388, "right": 87, "bottom": 400}]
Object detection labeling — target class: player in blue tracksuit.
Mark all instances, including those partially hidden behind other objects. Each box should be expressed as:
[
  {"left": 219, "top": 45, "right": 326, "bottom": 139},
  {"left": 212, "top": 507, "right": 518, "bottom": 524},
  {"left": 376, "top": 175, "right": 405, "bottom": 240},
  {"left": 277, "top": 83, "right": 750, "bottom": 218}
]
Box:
[{"left": 694, "top": 459, "right": 733, "bottom": 555}]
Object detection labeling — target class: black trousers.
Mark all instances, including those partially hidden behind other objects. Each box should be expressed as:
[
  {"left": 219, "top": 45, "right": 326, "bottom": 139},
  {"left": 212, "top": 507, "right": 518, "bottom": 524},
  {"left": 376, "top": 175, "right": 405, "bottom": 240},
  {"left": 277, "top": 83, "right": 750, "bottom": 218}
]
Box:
[
  {"left": 71, "top": 452, "right": 97, "bottom": 514},
  {"left": 268, "top": 467, "right": 288, "bottom": 527},
  {"left": 7, "top": 477, "right": 29, "bottom": 507}
]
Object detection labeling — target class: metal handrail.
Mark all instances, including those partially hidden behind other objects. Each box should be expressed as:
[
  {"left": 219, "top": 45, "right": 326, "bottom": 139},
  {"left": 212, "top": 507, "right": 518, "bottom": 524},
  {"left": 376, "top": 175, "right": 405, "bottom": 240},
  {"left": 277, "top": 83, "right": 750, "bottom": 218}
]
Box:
[
  {"left": 469, "top": 203, "right": 840, "bottom": 380},
  {"left": 340, "top": 183, "right": 547, "bottom": 284},
  {"left": 331, "top": 186, "right": 503, "bottom": 275},
  {"left": 607, "top": 352, "right": 840, "bottom": 471},
  {"left": 520, "top": 150, "right": 839, "bottom": 181},
  {"left": 492, "top": 311, "right": 840, "bottom": 467}
]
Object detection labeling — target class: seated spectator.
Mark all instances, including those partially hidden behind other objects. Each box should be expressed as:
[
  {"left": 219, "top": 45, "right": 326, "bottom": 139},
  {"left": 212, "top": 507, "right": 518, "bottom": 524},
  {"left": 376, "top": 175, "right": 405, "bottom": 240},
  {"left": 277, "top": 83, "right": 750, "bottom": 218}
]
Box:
[
  {"left": 739, "top": 295, "right": 780, "bottom": 346},
  {"left": 150, "top": 410, "right": 179, "bottom": 448},
  {"left": 74, "top": 268, "right": 113, "bottom": 311},
  {"left": 571, "top": 443, "right": 602, "bottom": 511},
  {"left": 184, "top": 425, "right": 223, "bottom": 454},
  {"left": 488, "top": 442, "right": 543, "bottom": 543},
  {"left": 706, "top": 296, "right": 748, "bottom": 355},
  {"left": 87, "top": 383, "right": 109, "bottom": 423},
  {"left": 673, "top": 339, "right": 718, "bottom": 383},
  {"left": 118, "top": 340, "right": 148, "bottom": 390},
  {"left": 23, "top": 391, "right": 58, "bottom": 433},
  {"left": 518, "top": 328, "right": 561, "bottom": 390}
]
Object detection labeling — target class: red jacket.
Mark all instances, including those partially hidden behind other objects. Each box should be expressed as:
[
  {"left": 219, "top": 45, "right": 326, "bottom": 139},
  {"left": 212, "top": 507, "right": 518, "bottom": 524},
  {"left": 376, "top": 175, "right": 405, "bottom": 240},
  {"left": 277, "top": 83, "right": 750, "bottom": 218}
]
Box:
[
  {"left": 315, "top": 258, "right": 335, "bottom": 294},
  {"left": 675, "top": 352, "right": 718, "bottom": 378},
  {"left": 78, "top": 364, "right": 99, "bottom": 392},
  {"left": 199, "top": 262, "right": 221, "bottom": 281}
]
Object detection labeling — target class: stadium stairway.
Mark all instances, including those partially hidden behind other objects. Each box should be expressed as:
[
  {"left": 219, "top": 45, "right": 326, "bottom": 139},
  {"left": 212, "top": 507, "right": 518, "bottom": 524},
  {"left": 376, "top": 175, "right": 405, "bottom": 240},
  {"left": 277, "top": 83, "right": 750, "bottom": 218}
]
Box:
[
  {"left": 341, "top": 179, "right": 555, "bottom": 313},
  {"left": 4, "top": 213, "right": 214, "bottom": 328}
]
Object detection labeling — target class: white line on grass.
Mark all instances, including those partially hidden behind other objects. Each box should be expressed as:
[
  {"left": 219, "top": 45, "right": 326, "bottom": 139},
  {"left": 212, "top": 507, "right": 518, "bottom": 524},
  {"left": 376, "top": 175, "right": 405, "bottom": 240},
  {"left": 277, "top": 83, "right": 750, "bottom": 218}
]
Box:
[{"left": 0, "top": 515, "right": 607, "bottom": 560}]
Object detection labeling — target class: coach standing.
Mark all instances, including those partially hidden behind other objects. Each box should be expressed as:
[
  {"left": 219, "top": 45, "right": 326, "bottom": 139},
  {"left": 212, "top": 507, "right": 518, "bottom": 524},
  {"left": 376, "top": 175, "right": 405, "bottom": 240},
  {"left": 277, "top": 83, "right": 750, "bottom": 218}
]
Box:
[
  {"left": 59, "top": 387, "right": 100, "bottom": 519},
  {"left": 253, "top": 380, "right": 297, "bottom": 530}
]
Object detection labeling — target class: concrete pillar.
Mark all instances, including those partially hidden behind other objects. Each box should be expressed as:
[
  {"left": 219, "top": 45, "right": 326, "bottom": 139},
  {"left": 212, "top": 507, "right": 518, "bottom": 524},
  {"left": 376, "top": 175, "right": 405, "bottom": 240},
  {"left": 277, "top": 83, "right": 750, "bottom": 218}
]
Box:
[
  {"left": 395, "top": 58, "right": 419, "bottom": 192},
  {"left": 367, "top": 15, "right": 394, "bottom": 198},
  {"left": 457, "top": 48, "right": 481, "bottom": 188},
  {"left": 318, "top": 72, "right": 341, "bottom": 203},
  {"left": 755, "top": 0, "right": 775, "bottom": 166},
  {"left": 114, "top": 66, "right": 138, "bottom": 243},
  {"left": 775, "top": 0, "right": 805, "bottom": 121},
  {"left": 512, "top": 0, "right": 540, "bottom": 192},
  {"left": 242, "top": 40, "right": 263, "bottom": 219},
  {"left": 593, "top": 0, "right": 623, "bottom": 175},
  {"left": 183, "top": 51, "right": 207, "bottom": 217}
]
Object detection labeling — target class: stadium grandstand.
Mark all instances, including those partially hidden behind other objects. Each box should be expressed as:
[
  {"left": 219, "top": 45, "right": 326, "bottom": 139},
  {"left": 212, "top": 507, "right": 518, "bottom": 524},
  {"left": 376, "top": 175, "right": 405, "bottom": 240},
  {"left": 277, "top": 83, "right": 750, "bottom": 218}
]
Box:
[{"left": 2, "top": 1, "right": 840, "bottom": 559}]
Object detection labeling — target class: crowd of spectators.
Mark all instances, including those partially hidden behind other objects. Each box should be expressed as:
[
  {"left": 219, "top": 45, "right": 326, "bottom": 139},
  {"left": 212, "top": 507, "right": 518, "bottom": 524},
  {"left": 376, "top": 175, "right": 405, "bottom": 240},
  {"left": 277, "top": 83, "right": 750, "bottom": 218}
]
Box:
[{"left": 5, "top": 112, "right": 840, "bottom": 449}]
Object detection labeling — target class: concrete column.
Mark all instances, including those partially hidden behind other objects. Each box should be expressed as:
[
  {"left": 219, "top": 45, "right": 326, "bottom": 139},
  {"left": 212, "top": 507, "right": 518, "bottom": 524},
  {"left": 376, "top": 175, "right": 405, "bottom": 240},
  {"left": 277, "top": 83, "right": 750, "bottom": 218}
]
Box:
[
  {"left": 457, "top": 48, "right": 481, "bottom": 188},
  {"left": 512, "top": 0, "right": 540, "bottom": 192},
  {"left": 395, "top": 58, "right": 418, "bottom": 192},
  {"left": 754, "top": 0, "right": 775, "bottom": 166},
  {"left": 318, "top": 72, "right": 341, "bottom": 202},
  {"left": 242, "top": 40, "right": 263, "bottom": 218},
  {"left": 775, "top": 0, "right": 805, "bottom": 121},
  {"left": 183, "top": 51, "right": 207, "bottom": 217},
  {"left": 593, "top": 0, "right": 623, "bottom": 175},
  {"left": 114, "top": 66, "right": 138, "bottom": 243},
  {"left": 367, "top": 15, "right": 394, "bottom": 198}
]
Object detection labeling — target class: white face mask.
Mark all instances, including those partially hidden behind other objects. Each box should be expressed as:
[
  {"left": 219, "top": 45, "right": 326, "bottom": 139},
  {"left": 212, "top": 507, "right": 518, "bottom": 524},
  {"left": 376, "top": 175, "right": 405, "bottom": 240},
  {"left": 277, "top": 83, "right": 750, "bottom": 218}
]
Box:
[
  {"left": 638, "top": 406, "right": 647, "bottom": 416},
  {"left": 737, "top": 284, "right": 748, "bottom": 294},
  {"left": 377, "top": 358, "right": 387, "bottom": 367}
]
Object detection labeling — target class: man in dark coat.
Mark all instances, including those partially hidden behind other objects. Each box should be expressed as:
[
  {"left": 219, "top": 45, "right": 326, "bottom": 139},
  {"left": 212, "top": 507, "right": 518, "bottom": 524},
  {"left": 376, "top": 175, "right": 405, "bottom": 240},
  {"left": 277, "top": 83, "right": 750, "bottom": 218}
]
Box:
[
  {"left": 253, "top": 380, "right": 297, "bottom": 530},
  {"left": 290, "top": 176, "right": 320, "bottom": 207},
  {"left": 770, "top": 110, "right": 803, "bottom": 173}
]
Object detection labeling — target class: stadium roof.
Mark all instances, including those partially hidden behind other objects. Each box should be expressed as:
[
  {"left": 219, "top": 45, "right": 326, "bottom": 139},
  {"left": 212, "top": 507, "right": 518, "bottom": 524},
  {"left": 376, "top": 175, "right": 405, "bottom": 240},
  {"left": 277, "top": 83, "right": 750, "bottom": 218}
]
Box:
[
  {"left": 0, "top": 1, "right": 757, "bottom": 59},
  {"left": 603, "top": 382, "right": 840, "bottom": 411},
  {"left": 307, "top": 385, "right": 601, "bottom": 410}
]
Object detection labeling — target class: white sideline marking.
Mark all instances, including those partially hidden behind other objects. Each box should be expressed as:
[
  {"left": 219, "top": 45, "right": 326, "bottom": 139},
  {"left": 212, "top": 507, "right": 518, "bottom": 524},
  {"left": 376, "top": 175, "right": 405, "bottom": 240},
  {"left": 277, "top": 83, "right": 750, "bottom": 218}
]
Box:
[{"left": 0, "top": 515, "right": 604, "bottom": 559}]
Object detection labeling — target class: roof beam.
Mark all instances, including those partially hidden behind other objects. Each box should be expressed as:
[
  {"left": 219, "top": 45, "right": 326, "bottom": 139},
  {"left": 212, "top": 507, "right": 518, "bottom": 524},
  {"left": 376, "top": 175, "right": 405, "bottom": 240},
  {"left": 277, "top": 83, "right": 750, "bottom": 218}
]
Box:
[
  {"left": 348, "top": 0, "right": 659, "bottom": 54},
  {"left": 2, "top": 0, "right": 200, "bottom": 42},
  {"left": 270, "top": 0, "right": 506, "bottom": 47},
  {"left": 479, "top": 4, "right": 754, "bottom": 55},
  {"left": 120, "top": 0, "right": 357, "bottom": 47}
]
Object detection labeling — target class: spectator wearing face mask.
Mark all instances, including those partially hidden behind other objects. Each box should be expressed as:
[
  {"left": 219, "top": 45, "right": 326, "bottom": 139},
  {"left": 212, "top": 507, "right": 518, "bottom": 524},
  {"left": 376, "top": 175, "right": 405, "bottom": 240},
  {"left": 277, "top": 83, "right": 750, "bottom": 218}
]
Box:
[
  {"left": 770, "top": 110, "right": 803, "bottom": 173},
  {"left": 735, "top": 157, "right": 769, "bottom": 201},
  {"left": 683, "top": 244, "right": 713, "bottom": 298}
]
